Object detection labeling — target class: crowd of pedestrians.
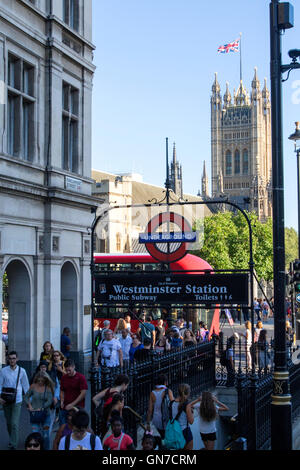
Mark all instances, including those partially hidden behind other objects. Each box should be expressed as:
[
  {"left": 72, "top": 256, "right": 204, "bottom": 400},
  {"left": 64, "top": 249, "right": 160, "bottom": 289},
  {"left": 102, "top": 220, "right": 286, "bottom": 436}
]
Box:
[
  {"left": 2, "top": 300, "right": 291, "bottom": 452},
  {"left": 94, "top": 315, "right": 211, "bottom": 370},
  {"left": 0, "top": 315, "right": 226, "bottom": 451},
  {"left": 0, "top": 328, "right": 89, "bottom": 451}
]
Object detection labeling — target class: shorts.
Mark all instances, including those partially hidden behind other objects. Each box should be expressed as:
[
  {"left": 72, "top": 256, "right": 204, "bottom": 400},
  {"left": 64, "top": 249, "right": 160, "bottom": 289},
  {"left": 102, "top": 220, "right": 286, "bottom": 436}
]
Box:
[
  {"left": 183, "top": 426, "right": 193, "bottom": 444},
  {"left": 200, "top": 432, "right": 217, "bottom": 442}
]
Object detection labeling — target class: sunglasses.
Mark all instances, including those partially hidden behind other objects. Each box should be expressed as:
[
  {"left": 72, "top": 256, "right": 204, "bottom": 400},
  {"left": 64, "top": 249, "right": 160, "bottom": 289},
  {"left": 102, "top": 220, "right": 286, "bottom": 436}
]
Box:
[{"left": 27, "top": 442, "right": 40, "bottom": 448}]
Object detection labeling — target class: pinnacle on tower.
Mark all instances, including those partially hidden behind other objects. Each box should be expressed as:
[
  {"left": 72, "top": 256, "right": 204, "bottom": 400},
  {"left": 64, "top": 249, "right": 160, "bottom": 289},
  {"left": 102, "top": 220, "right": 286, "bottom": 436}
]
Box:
[
  {"left": 262, "top": 77, "right": 270, "bottom": 100},
  {"left": 223, "top": 81, "right": 232, "bottom": 106},
  {"left": 173, "top": 142, "right": 177, "bottom": 165},
  {"left": 201, "top": 161, "right": 209, "bottom": 198},
  {"left": 212, "top": 72, "right": 221, "bottom": 94},
  {"left": 235, "top": 80, "right": 249, "bottom": 106},
  {"left": 251, "top": 66, "right": 260, "bottom": 89},
  {"left": 203, "top": 160, "right": 207, "bottom": 178},
  {"left": 251, "top": 67, "right": 261, "bottom": 102}
]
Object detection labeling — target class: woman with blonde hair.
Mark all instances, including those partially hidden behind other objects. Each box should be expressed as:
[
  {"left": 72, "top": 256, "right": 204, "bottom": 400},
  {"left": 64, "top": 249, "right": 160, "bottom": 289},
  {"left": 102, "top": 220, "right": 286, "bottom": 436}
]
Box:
[
  {"left": 114, "top": 318, "right": 127, "bottom": 339},
  {"left": 183, "top": 329, "right": 197, "bottom": 347},
  {"left": 194, "top": 391, "right": 228, "bottom": 450},
  {"left": 170, "top": 383, "right": 194, "bottom": 450},
  {"left": 24, "top": 371, "right": 55, "bottom": 450}
]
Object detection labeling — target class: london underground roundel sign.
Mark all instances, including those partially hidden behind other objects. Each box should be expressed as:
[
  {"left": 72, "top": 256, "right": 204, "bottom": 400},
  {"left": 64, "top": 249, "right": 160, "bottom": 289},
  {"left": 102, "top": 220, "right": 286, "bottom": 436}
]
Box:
[{"left": 140, "top": 212, "right": 195, "bottom": 263}]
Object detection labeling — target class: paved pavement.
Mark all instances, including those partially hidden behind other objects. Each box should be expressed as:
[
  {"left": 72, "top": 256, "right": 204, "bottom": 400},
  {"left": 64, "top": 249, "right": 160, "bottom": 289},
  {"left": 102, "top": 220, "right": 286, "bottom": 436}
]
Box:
[{"left": 220, "top": 315, "right": 274, "bottom": 340}]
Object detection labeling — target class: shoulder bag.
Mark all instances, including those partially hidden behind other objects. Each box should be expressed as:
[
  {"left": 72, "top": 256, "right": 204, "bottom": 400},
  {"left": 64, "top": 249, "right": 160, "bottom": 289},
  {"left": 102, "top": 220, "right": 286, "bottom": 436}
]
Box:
[
  {"left": 30, "top": 387, "right": 48, "bottom": 424},
  {"left": 1, "top": 366, "right": 21, "bottom": 404}
]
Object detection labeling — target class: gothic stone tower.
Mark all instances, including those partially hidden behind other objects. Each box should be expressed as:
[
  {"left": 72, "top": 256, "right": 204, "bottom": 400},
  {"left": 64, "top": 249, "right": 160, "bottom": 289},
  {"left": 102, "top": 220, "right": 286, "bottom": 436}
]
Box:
[
  {"left": 169, "top": 142, "right": 183, "bottom": 198},
  {"left": 210, "top": 69, "right": 272, "bottom": 220}
]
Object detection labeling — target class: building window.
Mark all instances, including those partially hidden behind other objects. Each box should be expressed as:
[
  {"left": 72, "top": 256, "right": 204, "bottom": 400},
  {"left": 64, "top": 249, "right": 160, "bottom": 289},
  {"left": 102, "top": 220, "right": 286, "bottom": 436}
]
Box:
[
  {"left": 62, "top": 82, "right": 79, "bottom": 173},
  {"left": 7, "top": 54, "right": 35, "bottom": 161},
  {"left": 116, "top": 233, "right": 121, "bottom": 252},
  {"left": 242, "top": 149, "right": 248, "bottom": 174},
  {"left": 225, "top": 150, "right": 232, "bottom": 175},
  {"left": 234, "top": 149, "right": 240, "bottom": 174},
  {"left": 63, "top": 0, "right": 79, "bottom": 31}
]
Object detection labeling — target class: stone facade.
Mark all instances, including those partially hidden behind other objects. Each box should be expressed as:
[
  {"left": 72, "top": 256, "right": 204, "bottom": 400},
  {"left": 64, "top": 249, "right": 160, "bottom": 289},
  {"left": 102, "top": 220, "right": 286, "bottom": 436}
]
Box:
[
  {"left": 92, "top": 170, "right": 212, "bottom": 255},
  {"left": 204, "top": 69, "right": 272, "bottom": 221},
  {"left": 0, "top": 0, "right": 97, "bottom": 373}
]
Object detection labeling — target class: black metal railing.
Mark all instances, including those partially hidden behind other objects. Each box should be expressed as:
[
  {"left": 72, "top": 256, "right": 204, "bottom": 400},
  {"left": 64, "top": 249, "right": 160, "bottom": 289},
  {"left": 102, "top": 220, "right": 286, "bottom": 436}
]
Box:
[
  {"left": 215, "top": 335, "right": 274, "bottom": 386},
  {"left": 92, "top": 340, "right": 215, "bottom": 443},
  {"left": 227, "top": 340, "right": 300, "bottom": 450}
]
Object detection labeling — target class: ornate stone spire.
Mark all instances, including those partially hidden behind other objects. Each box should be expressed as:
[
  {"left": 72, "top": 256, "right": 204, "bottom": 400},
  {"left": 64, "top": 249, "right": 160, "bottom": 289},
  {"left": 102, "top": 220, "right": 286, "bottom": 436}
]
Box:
[
  {"left": 262, "top": 77, "right": 270, "bottom": 101},
  {"left": 251, "top": 67, "right": 261, "bottom": 102},
  {"left": 169, "top": 142, "right": 183, "bottom": 198},
  {"left": 251, "top": 66, "right": 260, "bottom": 90},
  {"left": 212, "top": 72, "right": 221, "bottom": 94},
  {"left": 173, "top": 142, "right": 177, "bottom": 165},
  {"left": 223, "top": 81, "right": 232, "bottom": 107},
  {"left": 202, "top": 161, "right": 209, "bottom": 197},
  {"left": 234, "top": 80, "right": 249, "bottom": 106}
]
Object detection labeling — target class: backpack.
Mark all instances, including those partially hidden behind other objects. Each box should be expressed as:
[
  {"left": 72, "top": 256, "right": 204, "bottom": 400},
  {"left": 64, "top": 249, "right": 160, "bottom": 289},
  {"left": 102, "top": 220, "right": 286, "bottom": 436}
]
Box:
[
  {"left": 160, "top": 388, "right": 171, "bottom": 429},
  {"left": 94, "top": 331, "right": 102, "bottom": 351},
  {"left": 162, "top": 401, "right": 186, "bottom": 450},
  {"left": 220, "top": 349, "right": 228, "bottom": 366},
  {"left": 64, "top": 433, "right": 96, "bottom": 450}
]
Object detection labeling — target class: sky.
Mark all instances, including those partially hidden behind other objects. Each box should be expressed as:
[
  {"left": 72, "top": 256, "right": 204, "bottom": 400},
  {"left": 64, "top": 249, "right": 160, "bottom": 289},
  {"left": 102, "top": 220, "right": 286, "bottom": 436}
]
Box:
[{"left": 91, "top": 0, "right": 299, "bottom": 231}]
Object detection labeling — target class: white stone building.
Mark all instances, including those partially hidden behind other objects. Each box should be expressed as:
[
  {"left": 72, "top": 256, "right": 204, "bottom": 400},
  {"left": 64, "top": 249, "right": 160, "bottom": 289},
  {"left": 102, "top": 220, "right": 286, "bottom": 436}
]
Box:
[
  {"left": 92, "top": 170, "right": 212, "bottom": 254},
  {"left": 0, "top": 0, "right": 97, "bottom": 373}
]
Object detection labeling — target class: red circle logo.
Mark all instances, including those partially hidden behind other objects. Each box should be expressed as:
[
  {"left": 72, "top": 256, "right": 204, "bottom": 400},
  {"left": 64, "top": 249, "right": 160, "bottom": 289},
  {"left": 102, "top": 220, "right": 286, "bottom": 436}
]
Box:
[{"left": 144, "top": 212, "right": 192, "bottom": 263}]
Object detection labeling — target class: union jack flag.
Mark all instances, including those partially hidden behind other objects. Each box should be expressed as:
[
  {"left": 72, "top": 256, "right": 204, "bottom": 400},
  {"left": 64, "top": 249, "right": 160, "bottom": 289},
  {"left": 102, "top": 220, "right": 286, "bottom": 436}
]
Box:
[{"left": 218, "top": 39, "right": 240, "bottom": 54}]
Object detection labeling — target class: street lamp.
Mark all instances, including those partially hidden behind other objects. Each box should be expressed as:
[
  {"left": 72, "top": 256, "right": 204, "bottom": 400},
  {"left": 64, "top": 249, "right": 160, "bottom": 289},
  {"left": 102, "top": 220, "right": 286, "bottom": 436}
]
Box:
[
  {"left": 269, "top": 0, "right": 294, "bottom": 451},
  {"left": 288, "top": 122, "right": 300, "bottom": 258}
]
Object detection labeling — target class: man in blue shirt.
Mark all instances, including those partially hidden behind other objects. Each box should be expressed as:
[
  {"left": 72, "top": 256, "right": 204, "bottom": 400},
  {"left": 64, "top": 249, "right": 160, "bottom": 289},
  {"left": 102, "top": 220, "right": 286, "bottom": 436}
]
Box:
[
  {"left": 61, "top": 327, "right": 71, "bottom": 358},
  {"left": 138, "top": 316, "right": 156, "bottom": 348}
]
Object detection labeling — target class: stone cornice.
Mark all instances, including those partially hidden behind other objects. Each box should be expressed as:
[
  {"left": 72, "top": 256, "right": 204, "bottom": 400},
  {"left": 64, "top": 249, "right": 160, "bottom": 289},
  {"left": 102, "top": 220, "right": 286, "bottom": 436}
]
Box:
[{"left": 0, "top": 176, "right": 102, "bottom": 210}]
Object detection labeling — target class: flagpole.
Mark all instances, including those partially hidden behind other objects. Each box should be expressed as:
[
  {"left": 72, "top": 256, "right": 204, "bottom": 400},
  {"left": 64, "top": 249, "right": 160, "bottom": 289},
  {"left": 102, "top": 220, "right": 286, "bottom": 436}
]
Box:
[{"left": 239, "top": 32, "right": 242, "bottom": 82}]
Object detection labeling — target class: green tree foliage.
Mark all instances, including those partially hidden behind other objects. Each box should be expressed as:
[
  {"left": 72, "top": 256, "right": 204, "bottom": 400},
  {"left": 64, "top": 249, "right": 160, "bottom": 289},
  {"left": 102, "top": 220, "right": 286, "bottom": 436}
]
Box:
[
  {"left": 285, "top": 227, "right": 298, "bottom": 269},
  {"left": 2, "top": 271, "right": 9, "bottom": 308},
  {"left": 193, "top": 211, "right": 273, "bottom": 281}
]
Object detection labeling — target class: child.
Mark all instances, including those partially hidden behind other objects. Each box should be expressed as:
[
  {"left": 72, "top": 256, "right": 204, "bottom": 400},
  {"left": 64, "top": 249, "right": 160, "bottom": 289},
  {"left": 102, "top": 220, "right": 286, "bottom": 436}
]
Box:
[
  {"left": 103, "top": 416, "right": 135, "bottom": 450},
  {"left": 142, "top": 432, "right": 156, "bottom": 451}
]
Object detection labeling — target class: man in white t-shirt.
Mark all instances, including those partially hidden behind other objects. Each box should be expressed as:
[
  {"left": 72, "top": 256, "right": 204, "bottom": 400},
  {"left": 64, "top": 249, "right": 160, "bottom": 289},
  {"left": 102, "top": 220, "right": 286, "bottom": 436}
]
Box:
[
  {"left": 96, "top": 329, "right": 123, "bottom": 368},
  {"left": 59, "top": 409, "right": 103, "bottom": 450},
  {"left": 119, "top": 329, "right": 132, "bottom": 367}
]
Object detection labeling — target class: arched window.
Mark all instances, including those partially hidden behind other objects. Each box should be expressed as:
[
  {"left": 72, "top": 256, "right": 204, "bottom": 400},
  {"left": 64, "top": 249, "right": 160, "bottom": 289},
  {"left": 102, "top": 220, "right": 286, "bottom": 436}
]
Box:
[
  {"left": 243, "top": 149, "right": 248, "bottom": 174},
  {"left": 225, "top": 150, "right": 232, "bottom": 175},
  {"left": 234, "top": 149, "right": 240, "bottom": 174}
]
